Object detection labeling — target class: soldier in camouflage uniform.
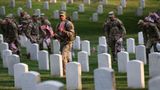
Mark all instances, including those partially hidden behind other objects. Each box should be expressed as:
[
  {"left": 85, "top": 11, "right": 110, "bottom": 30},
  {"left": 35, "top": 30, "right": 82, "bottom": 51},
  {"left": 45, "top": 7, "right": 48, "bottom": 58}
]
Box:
[
  {"left": 103, "top": 11, "right": 126, "bottom": 61},
  {"left": 54, "top": 11, "right": 75, "bottom": 75},
  {"left": 29, "top": 14, "right": 41, "bottom": 43},
  {"left": 39, "top": 13, "right": 53, "bottom": 53},
  {"left": 138, "top": 19, "right": 160, "bottom": 58},
  {"left": 3, "top": 14, "right": 20, "bottom": 55}
]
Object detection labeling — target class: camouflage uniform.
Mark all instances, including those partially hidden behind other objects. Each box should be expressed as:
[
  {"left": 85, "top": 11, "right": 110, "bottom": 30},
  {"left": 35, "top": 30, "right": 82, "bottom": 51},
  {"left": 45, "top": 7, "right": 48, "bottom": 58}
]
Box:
[
  {"left": 29, "top": 15, "right": 44, "bottom": 44},
  {"left": 55, "top": 13, "right": 75, "bottom": 74},
  {"left": 138, "top": 20, "right": 160, "bottom": 55},
  {"left": 3, "top": 14, "right": 20, "bottom": 55},
  {"left": 104, "top": 14, "right": 126, "bottom": 61},
  {"left": 39, "top": 16, "right": 53, "bottom": 53}
]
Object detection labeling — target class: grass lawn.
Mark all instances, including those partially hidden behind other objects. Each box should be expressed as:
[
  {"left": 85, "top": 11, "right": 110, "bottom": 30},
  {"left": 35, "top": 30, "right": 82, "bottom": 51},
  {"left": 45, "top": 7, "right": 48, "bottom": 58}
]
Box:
[{"left": 0, "top": 0, "right": 160, "bottom": 89}]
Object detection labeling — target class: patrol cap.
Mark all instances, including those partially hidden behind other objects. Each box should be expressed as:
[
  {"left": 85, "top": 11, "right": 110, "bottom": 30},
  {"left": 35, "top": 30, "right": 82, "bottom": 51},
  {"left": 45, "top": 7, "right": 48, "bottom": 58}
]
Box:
[
  {"left": 59, "top": 11, "right": 66, "bottom": 16},
  {"left": 137, "top": 19, "right": 144, "bottom": 25},
  {"left": 108, "top": 11, "right": 114, "bottom": 17},
  {"left": 41, "top": 13, "right": 45, "bottom": 16},
  {"left": 32, "top": 13, "right": 39, "bottom": 17}
]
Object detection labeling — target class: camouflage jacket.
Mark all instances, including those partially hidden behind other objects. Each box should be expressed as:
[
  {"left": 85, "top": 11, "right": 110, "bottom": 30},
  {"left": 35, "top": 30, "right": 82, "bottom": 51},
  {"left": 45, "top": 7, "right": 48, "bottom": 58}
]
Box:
[
  {"left": 145, "top": 22, "right": 160, "bottom": 40},
  {"left": 55, "top": 20, "right": 75, "bottom": 44},
  {"left": 103, "top": 18, "right": 126, "bottom": 40}
]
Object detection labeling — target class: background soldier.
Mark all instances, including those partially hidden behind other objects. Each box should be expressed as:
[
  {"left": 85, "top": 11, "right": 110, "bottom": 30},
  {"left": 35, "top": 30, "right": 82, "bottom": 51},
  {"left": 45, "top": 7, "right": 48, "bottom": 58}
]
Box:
[
  {"left": 3, "top": 14, "right": 20, "bottom": 55},
  {"left": 138, "top": 19, "right": 160, "bottom": 59},
  {"left": 103, "top": 11, "right": 126, "bottom": 61},
  {"left": 54, "top": 11, "right": 75, "bottom": 75},
  {"left": 39, "top": 13, "right": 53, "bottom": 53}
]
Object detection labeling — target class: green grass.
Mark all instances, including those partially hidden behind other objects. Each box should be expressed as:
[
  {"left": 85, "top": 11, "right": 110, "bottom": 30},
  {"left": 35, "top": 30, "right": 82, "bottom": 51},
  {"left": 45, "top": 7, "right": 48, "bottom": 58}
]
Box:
[{"left": 0, "top": 0, "right": 160, "bottom": 90}]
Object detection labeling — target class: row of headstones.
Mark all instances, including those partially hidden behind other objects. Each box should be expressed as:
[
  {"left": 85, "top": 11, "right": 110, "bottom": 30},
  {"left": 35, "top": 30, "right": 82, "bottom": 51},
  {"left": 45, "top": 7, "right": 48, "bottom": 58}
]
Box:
[
  {"left": 118, "top": 0, "right": 145, "bottom": 16},
  {"left": 13, "top": 62, "right": 81, "bottom": 90},
  {"left": 9, "top": 0, "right": 145, "bottom": 8},
  {"left": 9, "top": 0, "right": 108, "bottom": 8},
  {"left": 0, "top": 0, "right": 145, "bottom": 19},
  {"left": 1, "top": 34, "right": 160, "bottom": 89},
  {"left": 1, "top": 45, "right": 160, "bottom": 90},
  {"left": 0, "top": 4, "right": 101, "bottom": 22},
  {"left": 97, "top": 51, "right": 160, "bottom": 90}
]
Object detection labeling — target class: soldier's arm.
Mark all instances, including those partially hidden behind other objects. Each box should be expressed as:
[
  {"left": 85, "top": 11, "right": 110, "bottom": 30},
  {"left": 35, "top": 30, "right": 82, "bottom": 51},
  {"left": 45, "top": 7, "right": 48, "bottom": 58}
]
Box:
[
  {"left": 103, "top": 20, "right": 110, "bottom": 39},
  {"left": 117, "top": 19, "right": 126, "bottom": 37},
  {"left": 153, "top": 25, "right": 160, "bottom": 39}
]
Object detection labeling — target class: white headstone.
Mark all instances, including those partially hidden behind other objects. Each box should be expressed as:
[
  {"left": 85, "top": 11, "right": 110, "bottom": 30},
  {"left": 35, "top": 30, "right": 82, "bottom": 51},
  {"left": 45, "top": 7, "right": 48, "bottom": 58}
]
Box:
[
  {"left": 38, "top": 50, "right": 49, "bottom": 70},
  {"left": 14, "top": 63, "right": 28, "bottom": 88},
  {"left": 81, "top": 40, "right": 90, "bottom": 56},
  {"left": 117, "top": 51, "right": 129, "bottom": 72},
  {"left": 26, "top": 39, "right": 31, "bottom": 54},
  {"left": 78, "top": 51, "right": 89, "bottom": 72},
  {"left": 72, "top": 11, "right": 78, "bottom": 21},
  {"left": 138, "top": 32, "right": 144, "bottom": 45},
  {"left": 52, "top": 39, "right": 60, "bottom": 54},
  {"left": 36, "top": 80, "right": 64, "bottom": 90},
  {"left": 30, "top": 43, "right": 39, "bottom": 61},
  {"left": 94, "top": 68, "right": 116, "bottom": 90},
  {"left": 17, "top": 7, "right": 23, "bottom": 17},
  {"left": 97, "top": 44, "right": 108, "bottom": 54},
  {"left": 117, "top": 5, "right": 123, "bottom": 15},
  {"left": 135, "top": 45, "right": 147, "bottom": 64},
  {"left": 61, "top": 2, "right": 67, "bottom": 11},
  {"left": 127, "top": 60, "right": 145, "bottom": 88},
  {"left": 19, "top": 35, "right": 28, "bottom": 47},
  {"left": 26, "top": 0, "right": 32, "bottom": 9},
  {"left": 0, "top": 6, "right": 6, "bottom": 16},
  {"left": 66, "top": 62, "right": 82, "bottom": 90},
  {"left": 149, "top": 52, "right": 160, "bottom": 78},
  {"left": 0, "top": 34, "right": 3, "bottom": 42},
  {"left": 83, "top": 0, "right": 90, "bottom": 5},
  {"left": 156, "top": 43, "right": 160, "bottom": 51},
  {"left": 121, "top": 0, "right": 126, "bottom": 8},
  {"left": 99, "top": 36, "right": 106, "bottom": 46},
  {"left": 50, "top": 54, "right": 63, "bottom": 77},
  {"left": 73, "top": 36, "right": 81, "bottom": 50},
  {"left": 2, "top": 50, "right": 12, "bottom": 68},
  {"left": 34, "top": 9, "right": 41, "bottom": 17},
  {"left": 67, "top": 0, "right": 73, "bottom": 4},
  {"left": 0, "top": 42, "right": 9, "bottom": 55},
  {"left": 92, "top": 13, "right": 98, "bottom": 22},
  {"left": 97, "top": 5, "right": 103, "bottom": 14},
  {"left": 98, "top": 53, "right": 112, "bottom": 68},
  {"left": 140, "top": 0, "right": 145, "bottom": 8},
  {"left": 136, "top": 7, "right": 143, "bottom": 16},
  {"left": 44, "top": 1, "right": 49, "bottom": 10},
  {"left": 21, "top": 71, "right": 40, "bottom": 90},
  {"left": 50, "top": 0, "right": 57, "bottom": 3},
  {"left": 8, "top": 54, "right": 20, "bottom": 76},
  {"left": 149, "top": 76, "right": 160, "bottom": 90},
  {"left": 127, "top": 38, "right": 135, "bottom": 53},
  {"left": 53, "top": 10, "right": 59, "bottom": 19},
  {"left": 78, "top": 4, "right": 84, "bottom": 13},
  {"left": 10, "top": 0, "right": 15, "bottom": 8}
]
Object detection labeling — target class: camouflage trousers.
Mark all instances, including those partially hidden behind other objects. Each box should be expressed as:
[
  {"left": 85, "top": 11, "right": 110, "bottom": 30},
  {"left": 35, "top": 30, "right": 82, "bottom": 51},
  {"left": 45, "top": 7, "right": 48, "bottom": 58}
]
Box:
[
  {"left": 60, "top": 41, "right": 73, "bottom": 75},
  {"left": 146, "top": 39, "right": 159, "bottom": 54},
  {"left": 39, "top": 38, "right": 52, "bottom": 53},
  {"left": 30, "top": 35, "right": 39, "bottom": 43},
  {"left": 108, "top": 38, "right": 123, "bottom": 61}
]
